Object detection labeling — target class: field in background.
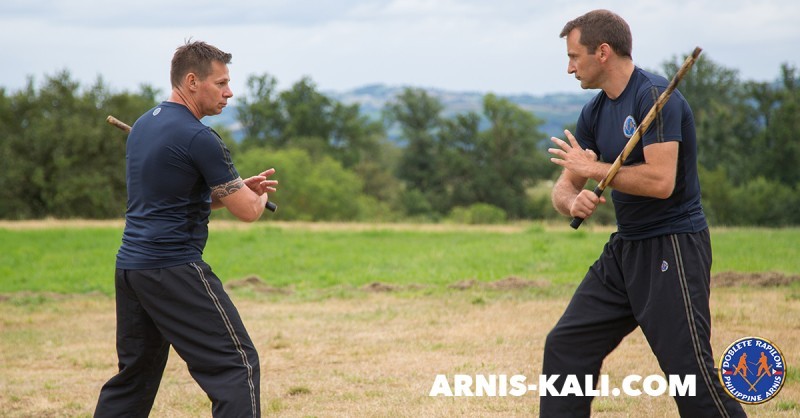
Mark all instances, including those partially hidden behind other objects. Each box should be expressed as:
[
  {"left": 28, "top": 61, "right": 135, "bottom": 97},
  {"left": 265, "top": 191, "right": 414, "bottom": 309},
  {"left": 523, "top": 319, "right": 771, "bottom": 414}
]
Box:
[
  {"left": 1, "top": 221, "right": 799, "bottom": 416},
  {"left": 1, "top": 221, "right": 799, "bottom": 295}
]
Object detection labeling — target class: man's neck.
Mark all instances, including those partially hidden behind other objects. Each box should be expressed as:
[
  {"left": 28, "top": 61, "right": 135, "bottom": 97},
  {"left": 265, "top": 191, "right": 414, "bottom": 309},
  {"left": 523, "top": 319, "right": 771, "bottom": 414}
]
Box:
[
  {"left": 168, "top": 88, "right": 202, "bottom": 119},
  {"left": 603, "top": 60, "right": 636, "bottom": 100}
]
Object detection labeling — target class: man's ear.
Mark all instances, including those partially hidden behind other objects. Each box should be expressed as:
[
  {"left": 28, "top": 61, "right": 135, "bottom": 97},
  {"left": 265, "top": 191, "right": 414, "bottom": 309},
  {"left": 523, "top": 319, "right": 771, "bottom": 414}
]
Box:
[
  {"left": 185, "top": 73, "right": 198, "bottom": 90},
  {"left": 597, "top": 43, "right": 612, "bottom": 62}
]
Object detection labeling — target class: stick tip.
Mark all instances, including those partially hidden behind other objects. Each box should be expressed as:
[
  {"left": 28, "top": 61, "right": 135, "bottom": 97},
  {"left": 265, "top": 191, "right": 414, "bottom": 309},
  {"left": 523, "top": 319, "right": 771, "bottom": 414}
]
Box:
[{"left": 692, "top": 47, "right": 703, "bottom": 59}]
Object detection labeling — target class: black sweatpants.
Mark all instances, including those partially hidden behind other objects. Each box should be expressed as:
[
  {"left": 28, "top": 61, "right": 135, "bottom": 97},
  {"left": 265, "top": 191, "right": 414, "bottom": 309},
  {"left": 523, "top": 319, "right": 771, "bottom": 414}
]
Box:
[
  {"left": 540, "top": 230, "right": 745, "bottom": 417},
  {"left": 94, "top": 262, "right": 260, "bottom": 418}
]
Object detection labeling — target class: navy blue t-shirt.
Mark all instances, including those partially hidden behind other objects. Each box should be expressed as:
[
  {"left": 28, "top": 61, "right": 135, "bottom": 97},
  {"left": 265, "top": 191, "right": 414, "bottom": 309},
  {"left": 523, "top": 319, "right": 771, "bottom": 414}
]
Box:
[
  {"left": 575, "top": 67, "right": 707, "bottom": 240},
  {"left": 116, "top": 102, "right": 239, "bottom": 269}
]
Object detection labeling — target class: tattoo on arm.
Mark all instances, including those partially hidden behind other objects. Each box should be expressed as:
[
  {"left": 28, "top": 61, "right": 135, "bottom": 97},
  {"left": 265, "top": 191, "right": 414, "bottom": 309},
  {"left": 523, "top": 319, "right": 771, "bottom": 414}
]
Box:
[{"left": 211, "top": 177, "right": 245, "bottom": 200}]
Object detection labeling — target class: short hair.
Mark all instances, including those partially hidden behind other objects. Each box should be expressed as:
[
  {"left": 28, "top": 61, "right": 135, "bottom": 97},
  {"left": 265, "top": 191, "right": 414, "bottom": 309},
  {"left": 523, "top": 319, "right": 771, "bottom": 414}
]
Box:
[
  {"left": 560, "top": 9, "right": 632, "bottom": 58},
  {"left": 170, "top": 40, "right": 232, "bottom": 88}
]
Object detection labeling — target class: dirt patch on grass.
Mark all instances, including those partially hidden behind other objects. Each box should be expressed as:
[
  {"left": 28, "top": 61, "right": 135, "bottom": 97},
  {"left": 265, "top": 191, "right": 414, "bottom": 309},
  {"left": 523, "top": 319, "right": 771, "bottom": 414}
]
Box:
[
  {"left": 226, "top": 276, "right": 293, "bottom": 295},
  {"left": 448, "top": 279, "right": 478, "bottom": 290},
  {"left": 0, "top": 291, "right": 85, "bottom": 303},
  {"left": 362, "top": 282, "right": 400, "bottom": 292},
  {"left": 712, "top": 271, "right": 800, "bottom": 287},
  {"left": 487, "top": 276, "right": 549, "bottom": 290},
  {"left": 360, "top": 282, "right": 427, "bottom": 292},
  {"left": 448, "top": 276, "right": 549, "bottom": 291}
]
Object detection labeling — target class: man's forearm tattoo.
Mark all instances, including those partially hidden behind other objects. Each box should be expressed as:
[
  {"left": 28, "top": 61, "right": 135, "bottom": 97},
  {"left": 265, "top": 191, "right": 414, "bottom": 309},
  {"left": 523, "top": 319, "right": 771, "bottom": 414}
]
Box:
[{"left": 211, "top": 177, "right": 245, "bottom": 200}]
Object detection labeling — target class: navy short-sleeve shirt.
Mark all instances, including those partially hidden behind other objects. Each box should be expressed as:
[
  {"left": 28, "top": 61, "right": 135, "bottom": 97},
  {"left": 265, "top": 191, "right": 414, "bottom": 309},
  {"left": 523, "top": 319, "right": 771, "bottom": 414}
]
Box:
[
  {"left": 575, "top": 67, "right": 707, "bottom": 240},
  {"left": 116, "top": 102, "right": 239, "bottom": 269}
]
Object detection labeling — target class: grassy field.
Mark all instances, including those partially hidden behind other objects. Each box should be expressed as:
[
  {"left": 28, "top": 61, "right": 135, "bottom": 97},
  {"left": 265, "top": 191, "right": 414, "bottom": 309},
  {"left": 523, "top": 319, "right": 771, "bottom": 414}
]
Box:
[
  {"left": 1, "top": 221, "right": 799, "bottom": 417},
  {"left": 1, "top": 221, "right": 799, "bottom": 294}
]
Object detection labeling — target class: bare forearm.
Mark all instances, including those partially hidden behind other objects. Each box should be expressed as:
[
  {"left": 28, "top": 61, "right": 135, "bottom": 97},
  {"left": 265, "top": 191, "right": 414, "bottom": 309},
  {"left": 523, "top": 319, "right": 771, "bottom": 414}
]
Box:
[
  {"left": 233, "top": 193, "right": 268, "bottom": 222},
  {"left": 552, "top": 173, "right": 585, "bottom": 216},
  {"left": 212, "top": 177, "right": 270, "bottom": 222},
  {"left": 552, "top": 187, "right": 576, "bottom": 216}
]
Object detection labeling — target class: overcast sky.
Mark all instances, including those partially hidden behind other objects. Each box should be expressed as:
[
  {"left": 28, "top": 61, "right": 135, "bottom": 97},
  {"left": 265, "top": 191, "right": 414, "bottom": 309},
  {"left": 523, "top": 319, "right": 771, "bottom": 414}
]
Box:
[{"left": 2, "top": 0, "right": 798, "bottom": 103}]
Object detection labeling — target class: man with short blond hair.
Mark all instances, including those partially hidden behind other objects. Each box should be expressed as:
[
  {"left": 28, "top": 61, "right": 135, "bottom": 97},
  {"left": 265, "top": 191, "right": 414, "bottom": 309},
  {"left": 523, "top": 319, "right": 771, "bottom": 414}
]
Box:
[{"left": 95, "top": 40, "right": 276, "bottom": 418}]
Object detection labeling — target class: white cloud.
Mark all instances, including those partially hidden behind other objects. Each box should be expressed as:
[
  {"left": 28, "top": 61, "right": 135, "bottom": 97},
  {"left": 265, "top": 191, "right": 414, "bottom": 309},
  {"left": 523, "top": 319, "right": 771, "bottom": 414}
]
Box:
[{"left": 0, "top": 0, "right": 797, "bottom": 101}]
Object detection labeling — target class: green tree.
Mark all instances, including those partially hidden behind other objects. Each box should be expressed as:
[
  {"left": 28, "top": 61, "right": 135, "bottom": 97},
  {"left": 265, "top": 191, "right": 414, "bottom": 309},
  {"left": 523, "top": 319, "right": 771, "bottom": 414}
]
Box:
[
  {"left": 383, "top": 88, "right": 446, "bottom": 213},
  {"left": 385, "top": 90, "right": 554, "bottom": 219},
  {"left": 237, "top": 73, "right": 285, "bottom": 149},
  {"left": 0, "top": 71, "right": 158, "bottom": 219},
  {"left": 280, "top": 77, "right": 335, "bottom": 146},
  {"left": 328, "top": 100, "right": 385, "bottom": 168},
  {"left": 746, "top": 64, "right": 800, "bottom": 187},
  {"left": 438, "top": 112, "right": 482, "bottom": 208},
  {"left": 661, "top": 57, "right": 800, "bottom": 226},
  {"left": 662, "top": 54, "right": 759, "bottom": 184},
  {"left": 237, "top": 74, "right": 394, "bottom": 209},
  {"left": 238, "top": 74, "right": 384, "bottom": 169},
  {"left": 479, "top": 94, "right": 552, "bottom": 218}
]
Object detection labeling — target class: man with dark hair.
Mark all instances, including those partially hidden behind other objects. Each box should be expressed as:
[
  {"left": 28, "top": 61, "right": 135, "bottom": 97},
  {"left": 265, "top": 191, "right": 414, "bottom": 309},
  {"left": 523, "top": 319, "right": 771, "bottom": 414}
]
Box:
[
  {"left": 543, "top": 9, "right": 746, "bottom": 417},
  {"left": 94, "top": 40, "right": 276, "bottom": 417}
]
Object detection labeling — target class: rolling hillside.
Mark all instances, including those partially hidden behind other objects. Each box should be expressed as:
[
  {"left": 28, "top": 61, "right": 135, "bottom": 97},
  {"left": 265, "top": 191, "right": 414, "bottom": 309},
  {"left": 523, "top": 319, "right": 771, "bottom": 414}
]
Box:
[{"left": 206, "top": 84, "right": 595, "bottom": 142}]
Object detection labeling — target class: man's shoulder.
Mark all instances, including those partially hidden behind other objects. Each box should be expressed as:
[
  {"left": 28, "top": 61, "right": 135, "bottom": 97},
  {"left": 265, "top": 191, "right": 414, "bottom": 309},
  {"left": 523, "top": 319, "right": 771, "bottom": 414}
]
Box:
[
  {"left": 632, "top": 67, "right": 670, "bottom": 92},
  {"left": 580, "top": 90, "right": 607, "bottom": 114},
  {"left": 136, "top": 102, "right": 206, "bottom": 132}
]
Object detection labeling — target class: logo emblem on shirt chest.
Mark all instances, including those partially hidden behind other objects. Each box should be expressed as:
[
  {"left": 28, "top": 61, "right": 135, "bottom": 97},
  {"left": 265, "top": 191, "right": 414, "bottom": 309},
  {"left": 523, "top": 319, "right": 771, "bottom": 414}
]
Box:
[{"left": 623, "top": 115, "right": 637, "bottom": 138}]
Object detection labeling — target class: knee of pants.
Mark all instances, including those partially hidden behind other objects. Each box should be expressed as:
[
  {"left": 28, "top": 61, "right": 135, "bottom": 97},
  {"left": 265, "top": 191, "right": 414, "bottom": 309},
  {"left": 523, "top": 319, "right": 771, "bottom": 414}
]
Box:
[
  {"left": 543, "top": 326, "right": 570, "bottom": 354},
  {"left": 542, "top": 325, "right": 610, "bottom": 374},
  {"left": 239, "top": 346, "right": 260, "bottom": 379},
  {"left": 542, "top": 327, "right": 572, "bottom": 368},
  {"left": 248, "top": 350, "right": 261, "bottom": 374}
]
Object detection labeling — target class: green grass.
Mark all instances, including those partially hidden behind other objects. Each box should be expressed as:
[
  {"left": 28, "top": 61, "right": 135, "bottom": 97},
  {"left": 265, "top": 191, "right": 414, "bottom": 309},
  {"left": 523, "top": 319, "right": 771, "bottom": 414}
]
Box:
[
  {"left": 0, "top": 228, "right": 121, "bottom": 293},
  {"left": 1, "top": 224, "right": 798, "bottom": 295},
  {"left": 710, "top": 228, "right": 800, "bottom": 272}
]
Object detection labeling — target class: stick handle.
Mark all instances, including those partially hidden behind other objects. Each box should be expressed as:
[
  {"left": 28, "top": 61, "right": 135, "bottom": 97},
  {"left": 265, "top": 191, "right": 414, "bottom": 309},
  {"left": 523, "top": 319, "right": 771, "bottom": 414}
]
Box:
[
  {"left": 106, "top": 115, "right": 132, "bottom": 133},
  {"left": 570, "top": 47, "right": 702, "bottom": 230}
]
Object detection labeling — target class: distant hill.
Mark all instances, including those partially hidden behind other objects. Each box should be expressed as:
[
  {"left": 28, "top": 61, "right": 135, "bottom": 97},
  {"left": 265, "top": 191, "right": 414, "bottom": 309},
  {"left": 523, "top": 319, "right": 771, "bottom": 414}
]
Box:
[
  {"left": 205, "top": 84, "right": 595, "bottom": 143},
  {"left": 327, "top": 84, "right": 594, "bottom": 141}
]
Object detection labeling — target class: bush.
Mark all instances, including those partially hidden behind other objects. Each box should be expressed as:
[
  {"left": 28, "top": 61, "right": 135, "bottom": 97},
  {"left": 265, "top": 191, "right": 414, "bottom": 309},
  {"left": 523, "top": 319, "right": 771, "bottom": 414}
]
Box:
[
  {"left": 526, "top": 181, "right": 555, "bottom": 220},
  {"left": 728, "top": 177, "right": 797, "bottom": 226},
  {"left": 698, "top": 166, "right": 735, "bottom": 225},
  {"left": 398, "top": 188, "right": 436, "bottom": 220},
  {"left": 232, "top": 146, "right": 392, "bottom": 221},
  {"left": 447, "top": 203, "right": 507, "bottom": 224}
]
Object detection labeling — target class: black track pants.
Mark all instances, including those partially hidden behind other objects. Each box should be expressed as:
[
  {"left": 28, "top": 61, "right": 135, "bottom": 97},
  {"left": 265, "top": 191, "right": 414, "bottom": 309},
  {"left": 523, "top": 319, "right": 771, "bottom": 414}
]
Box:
[
  {"left": 95, "top": 262, "right": 260, "bottom": 418},
  {"left": 540, "top": 230, "right": 745, "bottom": 418}
]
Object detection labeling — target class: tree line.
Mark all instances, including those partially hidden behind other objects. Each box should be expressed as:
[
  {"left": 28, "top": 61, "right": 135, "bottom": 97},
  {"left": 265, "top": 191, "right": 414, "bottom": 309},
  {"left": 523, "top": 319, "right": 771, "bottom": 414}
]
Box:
[{"left": 1, "top": 56, "right": 798, "bottom": 225}]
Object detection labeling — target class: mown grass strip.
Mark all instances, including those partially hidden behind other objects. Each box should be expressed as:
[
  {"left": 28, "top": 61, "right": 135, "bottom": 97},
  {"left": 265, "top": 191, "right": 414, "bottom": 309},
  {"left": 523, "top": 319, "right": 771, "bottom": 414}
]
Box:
[{"left": 1, "top": 224, "right": 798, "bottom": 295}]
